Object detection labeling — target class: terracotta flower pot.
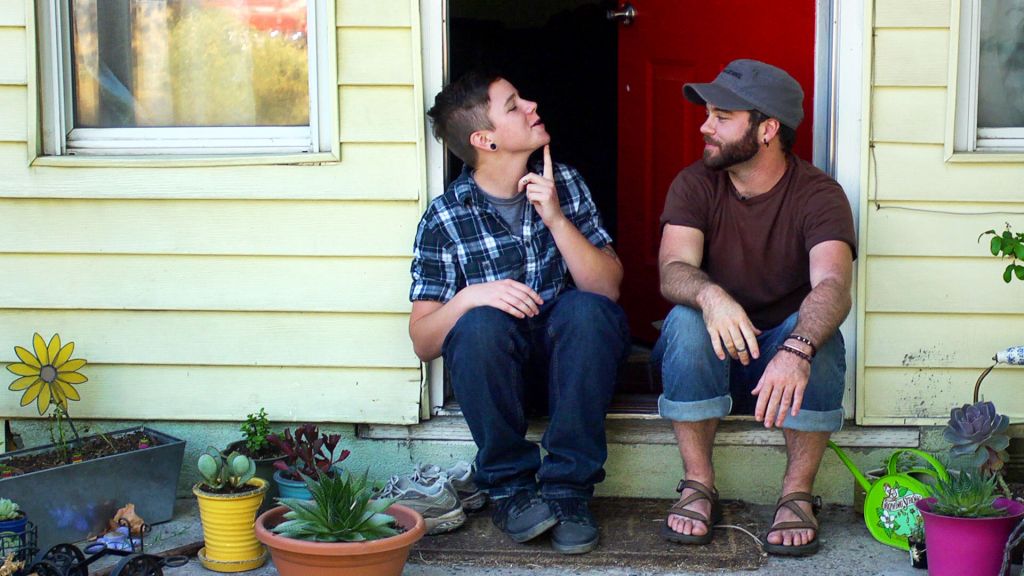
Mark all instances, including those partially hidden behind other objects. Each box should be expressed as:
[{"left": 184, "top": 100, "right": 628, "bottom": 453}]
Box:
[
  {"left": 254, "top": 503, "right": 425, "bottom": 576},
  {"left": 194, "top": 478, "right": 269, "bottom": 573}
]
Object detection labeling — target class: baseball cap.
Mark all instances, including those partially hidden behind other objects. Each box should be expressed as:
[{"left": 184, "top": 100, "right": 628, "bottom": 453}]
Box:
[{"left": 683, "top": 59, "right": 804, "bottom": 130}]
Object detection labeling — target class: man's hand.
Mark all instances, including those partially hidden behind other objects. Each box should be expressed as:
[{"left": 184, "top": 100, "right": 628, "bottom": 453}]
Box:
[
  {"left": 463, "top": 279, "right": 544, "bottom": 318},
  {"left": 752, "top": 351, "right": 811, "bottom": 428},
  {"left": 519, "top": 145, "right": 565, "bottom": 226},
  {"left": 698, "top": 286, "right": 762, "bottom": 365}
]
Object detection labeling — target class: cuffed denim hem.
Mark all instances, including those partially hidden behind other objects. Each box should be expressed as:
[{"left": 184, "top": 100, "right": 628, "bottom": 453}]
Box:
[
  {"left": 485, "top": 479, "right": 540, "bottom": 499},
  {"left": 540, "top": 484, "right": 594, "bottom": 500},
  {"left": 782, "top": 407, "right": 845, "bottom": 432},
  {"left": 658, "top": 393, "right": 733, "bottom": 422}
]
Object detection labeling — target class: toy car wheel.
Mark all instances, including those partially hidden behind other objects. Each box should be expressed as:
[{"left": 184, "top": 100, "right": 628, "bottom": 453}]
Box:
[
  {"left": 111, "top": 553, "right": 163, "bottom": 576},
  {"left": 26, "top": 560, "right": 64, "bottom": 576},
  {"left": 40, "top": 543, "right": 87, "bottom": 576}
]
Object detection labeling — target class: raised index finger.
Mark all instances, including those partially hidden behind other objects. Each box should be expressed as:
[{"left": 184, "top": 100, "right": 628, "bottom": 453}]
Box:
[{"left": 543, "top": 145, "right": 553, "bottom": 180}]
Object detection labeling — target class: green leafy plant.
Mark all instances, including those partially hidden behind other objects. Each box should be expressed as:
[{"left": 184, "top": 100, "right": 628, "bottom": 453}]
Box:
[
  {"left": 0, "top": 498, "right": 20, "bottom": 521},
  {"left": 197, "top": 447, "right": 257, "bottom": 492},
  {"left": 271, "top": 470, "right": 398, "bottom": 542},
  {"left": 979, "top": 223, "right": 1024, "bottom": 283},
  {"left": 267, "top": 424, "right": 350, "bottom": 481},
  {"left": 239, "top": 408, "right": 272, "bottom": 456},
  {"left": 929, "top": 469, "right": 1006, "bottom": 518}
]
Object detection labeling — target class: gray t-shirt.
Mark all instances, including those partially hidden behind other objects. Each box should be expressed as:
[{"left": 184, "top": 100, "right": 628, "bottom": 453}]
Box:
[{"left": 481, "top": 191, "right": 528, "bottom": 238}]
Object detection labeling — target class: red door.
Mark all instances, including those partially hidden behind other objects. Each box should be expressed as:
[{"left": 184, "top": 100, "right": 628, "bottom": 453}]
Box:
[{"left": 613, "top": 1, "right": 817, "bottom": 343}]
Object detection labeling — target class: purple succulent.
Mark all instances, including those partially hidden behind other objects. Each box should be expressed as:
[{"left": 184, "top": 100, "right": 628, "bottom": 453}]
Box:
[
  {"left": 268, "top": 423, "right": 351, "bottom": 481},
  {"left": 944, "top": 401, "right": 1010, "bottom": 473}
]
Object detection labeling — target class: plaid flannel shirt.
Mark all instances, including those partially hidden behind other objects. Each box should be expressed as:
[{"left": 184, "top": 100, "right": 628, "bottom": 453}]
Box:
[{"left": 410, "top": 162, "right": 613, "bottom": 303}]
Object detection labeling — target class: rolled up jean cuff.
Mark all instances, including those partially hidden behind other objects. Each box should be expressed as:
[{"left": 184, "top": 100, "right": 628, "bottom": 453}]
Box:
[
  {"left": 781, "top": 407, "right": 845, "bottom": 433},
  {"left": 658, "top": 393, "right": 732, "bottom": 422}
]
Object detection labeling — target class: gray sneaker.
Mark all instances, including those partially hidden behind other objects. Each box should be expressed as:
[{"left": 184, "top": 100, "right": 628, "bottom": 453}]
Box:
[
  {"left": 378, "top": 475, "right": 465, "bottom": 535},
  {"left": 412, "top": 461, "right": 489, "bottom": 512}
]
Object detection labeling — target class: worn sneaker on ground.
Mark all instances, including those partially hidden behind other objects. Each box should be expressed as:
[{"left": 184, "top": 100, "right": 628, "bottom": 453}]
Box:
[
  {"left": 548, "top": 497, "right": 599, "bottom": 554},
  {"left": 491, "top": 490, "right": 557, "bottom": 543},
  {"left": 378, "top": 475, "right": 465, "bottom": 535},
  {"left": 411, "top": 461, "right": 489, "bottom": 512}
]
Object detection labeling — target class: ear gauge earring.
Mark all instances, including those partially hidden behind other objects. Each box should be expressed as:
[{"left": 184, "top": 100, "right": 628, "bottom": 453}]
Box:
[
  {"left": 489, "top": 143, "right": 497, "bottom": 150},
  {"left": 763, "top": 138, "right": 769, "bottom": 147}
]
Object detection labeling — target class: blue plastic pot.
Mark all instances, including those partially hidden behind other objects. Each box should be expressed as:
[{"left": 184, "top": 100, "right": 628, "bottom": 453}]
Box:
[{"left": 272, "top": 470, "right": 312, "bottom": 500}]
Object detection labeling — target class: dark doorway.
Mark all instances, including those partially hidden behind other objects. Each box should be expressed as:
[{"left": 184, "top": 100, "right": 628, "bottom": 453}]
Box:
[{"left": 447, "top": 0, "right": 619, "bottom": 235}]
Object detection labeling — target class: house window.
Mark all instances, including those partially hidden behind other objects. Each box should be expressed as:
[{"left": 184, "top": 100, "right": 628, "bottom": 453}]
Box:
[
  {"left": 954, "top": 0, "right": 1024, "bottom": 152},
  {"left": 38, "top": 0, "right": 333, "bottom": 156}
]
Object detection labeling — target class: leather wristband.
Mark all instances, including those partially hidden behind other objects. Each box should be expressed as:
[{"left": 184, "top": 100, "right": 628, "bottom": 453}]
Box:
[
  {"left": 786, "top": 334, "right": 817, "bottom": 357},
  {"left": 777, "top": 343, "right": 813, "bottom": 364}
]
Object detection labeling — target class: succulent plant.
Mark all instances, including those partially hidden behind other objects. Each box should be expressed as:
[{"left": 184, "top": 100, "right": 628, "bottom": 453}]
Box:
[
  {"left": 271, "top": 470, "right": 398, "bottom": 542},
  {"left": 0, "top": 498, "right": 20, "bottom": 521},
  {"left": 197, "top": 447, "right": 257, "bottom": 492},
  {"left": 929, "top": 469, "right": 1006, "bottom": 518},
  {"left": 944, "top": 401, "right": 1010, "bottom": 474},
  {"left": 267, "top": 424, "right": 350, "bottom": 481}
]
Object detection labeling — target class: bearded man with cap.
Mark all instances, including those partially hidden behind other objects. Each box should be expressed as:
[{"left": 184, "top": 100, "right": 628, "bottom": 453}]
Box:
[{"left": 652, "top": 59, "right": 856, "bottom": 557}]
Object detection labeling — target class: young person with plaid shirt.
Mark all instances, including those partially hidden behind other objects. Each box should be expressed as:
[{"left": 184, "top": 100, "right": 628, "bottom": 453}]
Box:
[{"left": 409, "top": 70, "right": 630, "bottom": 554}]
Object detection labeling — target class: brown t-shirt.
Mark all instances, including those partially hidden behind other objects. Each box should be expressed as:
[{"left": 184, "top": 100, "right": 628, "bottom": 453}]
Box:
[{"left": 660, "top": 155, "right": 857, "bottom": 330}]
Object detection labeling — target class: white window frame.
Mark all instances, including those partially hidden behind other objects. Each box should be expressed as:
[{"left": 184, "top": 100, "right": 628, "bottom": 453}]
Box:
[
  {"left": 953, "top": 0, "right": 1024, "bottom": 152},
  {"left": 37, "top": 0, "right": 334, "bottom": 157}
]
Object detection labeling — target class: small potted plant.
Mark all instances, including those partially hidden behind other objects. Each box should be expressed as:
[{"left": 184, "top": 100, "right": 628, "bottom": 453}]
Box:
[
  {"left": 193, "top": 448, "right": 269, "bottom": 573},
  {"left": 267, "top": 424, "right": 350, "bottom": 499},
  {"left": 226, "top": 408, "right": 286, "bottom": 508},
  {"left": 916, "top": 469, "right": 1023, "bottom": 576},
  {"left": 254, "top": 470, "right": 425, "bottom": 576},
  {"left": 0, "top": 498, "right": 28, "bottom": 558}
]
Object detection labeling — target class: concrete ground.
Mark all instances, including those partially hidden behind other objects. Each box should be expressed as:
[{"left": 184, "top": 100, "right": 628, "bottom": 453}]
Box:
[{"left": 67, "top": 497, "right": 1017, "bottom": 576}]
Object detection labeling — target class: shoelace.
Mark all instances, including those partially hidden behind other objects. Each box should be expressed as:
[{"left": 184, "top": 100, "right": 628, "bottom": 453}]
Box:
[
  {"left": 548, "top": 498, "right": 593, "bottom": 525},
  {"left": 377, "top": 476, "right": 404, "bottom": 499}
]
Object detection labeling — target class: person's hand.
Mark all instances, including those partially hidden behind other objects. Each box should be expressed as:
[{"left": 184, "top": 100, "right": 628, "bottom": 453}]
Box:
[
  {"left": 518, "top": 145, "right": 565, "bottom": 226},
  {"left": 463, "top": 279, "right": 544, "bottom": 318},
  {"left": 699, "top": 287, "right": 761, "bottom": 365},
  {"left": 752, "top": 351, "right": 811, "bottom": 428}
]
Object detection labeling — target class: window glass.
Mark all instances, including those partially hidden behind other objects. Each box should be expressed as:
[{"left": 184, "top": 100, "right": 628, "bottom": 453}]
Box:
[
  {"left": 977, "top": 0, "right": 1024, "bottom": 128},
  {"left": 69, "top": 0, "right": 310, "bottom": 129}
]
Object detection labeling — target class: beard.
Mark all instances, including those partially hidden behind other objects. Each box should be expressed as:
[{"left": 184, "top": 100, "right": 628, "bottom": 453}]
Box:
[{"left": 702, "top": 120, "right": 760, "bottom": 171}]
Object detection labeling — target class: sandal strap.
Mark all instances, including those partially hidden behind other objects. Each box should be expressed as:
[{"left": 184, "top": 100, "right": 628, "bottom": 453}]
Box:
[
  {"left": 769, "top": 492, "right": 821, "bottom": 533},
  {"left": 667, "top": 479, "right": 718, "bottom": 525}
]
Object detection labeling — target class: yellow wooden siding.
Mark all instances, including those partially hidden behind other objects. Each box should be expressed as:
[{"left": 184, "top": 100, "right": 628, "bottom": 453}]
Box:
[
  {"left": 0, "top": 143, "right": 420, "bottom": 199},
  {"left": 338, "top": 28, "right": 413, "bottom": 85},
  {"left": 0, "top": 1, "right": 427, "bottom": 425},
  {"left": 0, "top": 199, "right": 420, "bottom": 255},
  {"left": 873, "top": 30, "right": 948, "bottom": 87},
  {"left": 337, "top": 0, "right": 410, "bottom": 27},
  {"left": 874, "top": 0, "right": 950, "bottom": 28},
  {"left": 0, "top": 0, "right": 24, "bottom": 26},
  {"left": 871, "top": 88, "right": 946, "bottom": 144},
  {"left": 861, "top": 6, "right": 1024, "bottom": 425},
  {"left": 0, "top": 255, "right": 412, "bottom": 313},
  {"left": 0, "top": 84, "right": 26, "bottom": 142},
  {"left": 870, "top": 143, "right": 1024, "bottom": 202},
  {"left": 0, "top": 365, "right": 421, "bottom": 424},
  {"left": 0, "top": 27, "right": 26, "bottom": 84}
]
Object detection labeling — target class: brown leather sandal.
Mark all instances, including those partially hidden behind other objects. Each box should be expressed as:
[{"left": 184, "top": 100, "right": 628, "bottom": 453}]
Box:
[
  {"left": 763, "top": 492, "right": 822, "bottom": 557},
  {"left": 660, "top": 479, "right": 722, "bottom": 545}
]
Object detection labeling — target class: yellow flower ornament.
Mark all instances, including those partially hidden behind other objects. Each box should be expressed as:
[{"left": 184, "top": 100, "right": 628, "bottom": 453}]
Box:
[{"left": 7, "top": 333, "right": 88, "bottom": 415}]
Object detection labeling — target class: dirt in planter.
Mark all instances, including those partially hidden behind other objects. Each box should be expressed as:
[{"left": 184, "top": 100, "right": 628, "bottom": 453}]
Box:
[{"left": 0, "top": 431, "right": 158, "bottom": 476}]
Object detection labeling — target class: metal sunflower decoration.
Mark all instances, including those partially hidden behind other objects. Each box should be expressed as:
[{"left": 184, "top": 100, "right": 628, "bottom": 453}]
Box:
[{"left": 7, "top": 333, "right": 88, "bottom": 416}]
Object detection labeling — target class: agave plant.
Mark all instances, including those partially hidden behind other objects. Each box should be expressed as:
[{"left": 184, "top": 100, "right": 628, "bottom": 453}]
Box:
[
  {"left": 944, "top": 401, "right": 1010, "bottom": 474},
  {"left": 929, "top": 469, "right": 1006, "bottom": 518},
  {"left": 197, "top": 447, "right": 257, "bottom": 492},
  {"left": 271, "top": 470, "right": 398, "bottom": 542}
]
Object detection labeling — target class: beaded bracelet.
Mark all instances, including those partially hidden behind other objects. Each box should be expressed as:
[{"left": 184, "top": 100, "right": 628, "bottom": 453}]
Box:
[
  {"left": 786, "top": 334, "right": 817, "bottom": 357},
  {"left": 777, "top": 343, "right": 813, "bottom": 364}
]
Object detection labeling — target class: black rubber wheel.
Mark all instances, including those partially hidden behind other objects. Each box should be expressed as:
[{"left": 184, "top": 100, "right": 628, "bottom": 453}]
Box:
[
  {"left": 40, "top": 543, "right": 87, "bottom": 576},
  {"left": 111, "top": 554, "right": 163, "bottom": 576}
]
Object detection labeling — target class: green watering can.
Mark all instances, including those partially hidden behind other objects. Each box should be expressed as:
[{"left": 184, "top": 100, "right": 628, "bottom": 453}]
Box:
[{"left": 828, "top": 441, "right": 949, "bottom": 550}]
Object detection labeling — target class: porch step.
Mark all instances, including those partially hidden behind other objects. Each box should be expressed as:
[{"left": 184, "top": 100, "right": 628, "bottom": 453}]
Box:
[{"left": 358, "top": 416, "right": 919, "bottom": 448}]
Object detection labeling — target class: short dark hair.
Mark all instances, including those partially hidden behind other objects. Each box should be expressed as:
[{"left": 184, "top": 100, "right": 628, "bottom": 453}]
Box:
[
  {"left": 748, "top": 110, "right": 796, "bottom": 153},
  {"left": 426, "top": 69, "right": 502, "bottom": 167}
]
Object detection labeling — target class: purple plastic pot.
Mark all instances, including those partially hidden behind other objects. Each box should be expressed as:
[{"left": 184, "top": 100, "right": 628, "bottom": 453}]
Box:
[{"left": 916, "top": 497, "right": 1024, "bottom": 576}]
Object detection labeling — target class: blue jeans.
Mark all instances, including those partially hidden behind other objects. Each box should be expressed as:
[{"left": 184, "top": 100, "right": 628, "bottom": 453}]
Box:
[
  {"left": 442, "top": 289, "right": 630, "bottom": 499},
  {"left": 652, "top": 306, "right": 846, "bottom": 432}
]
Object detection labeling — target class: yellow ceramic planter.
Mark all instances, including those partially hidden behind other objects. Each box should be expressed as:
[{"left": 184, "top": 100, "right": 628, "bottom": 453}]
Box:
[{"left": 194, "top": 477, "right": 269, "bottom": 573}]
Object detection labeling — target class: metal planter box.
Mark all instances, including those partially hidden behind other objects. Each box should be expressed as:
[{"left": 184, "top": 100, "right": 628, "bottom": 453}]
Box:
[{"left": 0, "top": 426, "right": 185, "bottom": 551}]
